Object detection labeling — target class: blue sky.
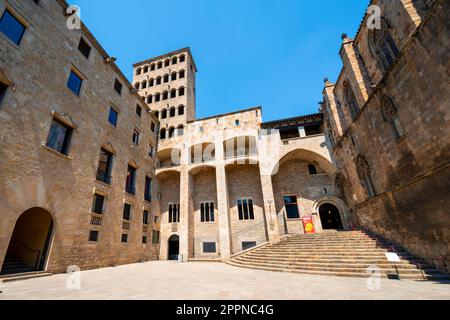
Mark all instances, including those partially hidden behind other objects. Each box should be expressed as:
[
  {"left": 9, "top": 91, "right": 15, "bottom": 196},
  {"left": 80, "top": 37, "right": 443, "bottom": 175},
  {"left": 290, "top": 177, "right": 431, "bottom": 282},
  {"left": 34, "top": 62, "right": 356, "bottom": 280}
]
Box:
[{"left": 70, "top": 0, "right": 369, "bottom": 121}]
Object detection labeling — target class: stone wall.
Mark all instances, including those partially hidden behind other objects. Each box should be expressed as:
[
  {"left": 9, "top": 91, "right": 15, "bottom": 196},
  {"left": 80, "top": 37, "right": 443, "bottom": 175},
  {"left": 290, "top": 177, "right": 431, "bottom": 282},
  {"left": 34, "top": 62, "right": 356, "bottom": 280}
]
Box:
[{"left": 0, "top": 0, "right": 159, "bottom": 273}]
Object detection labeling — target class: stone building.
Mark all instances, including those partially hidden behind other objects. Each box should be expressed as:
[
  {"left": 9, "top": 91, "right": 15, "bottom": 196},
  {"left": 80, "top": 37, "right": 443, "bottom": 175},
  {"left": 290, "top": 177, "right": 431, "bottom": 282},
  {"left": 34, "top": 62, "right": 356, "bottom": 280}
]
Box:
[
  {"left": 321, "top": 0, "right": 449, "bottom": 272},
  {"left": 0, "top": 0, "right": 448, "bottom": 277},
  {"left": 0, "top": 0, "right": 159, "bottom": 274},
  {"left": 132, "top": 49, "right": 350, "bottom": 261}
]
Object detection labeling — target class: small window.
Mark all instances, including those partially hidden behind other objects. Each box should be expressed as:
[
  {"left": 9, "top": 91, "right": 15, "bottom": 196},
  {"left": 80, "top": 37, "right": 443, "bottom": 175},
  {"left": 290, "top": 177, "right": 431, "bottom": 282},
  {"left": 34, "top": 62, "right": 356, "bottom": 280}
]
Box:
[
  {"left": 157, "top": 61, "right": 162, "bottom": 69},
  {"left": 237, "top": 198, "right": 254, "bottom": 221},
  {"left": 96, "top": 148, "right": 113, "bottom": 184},
  {"left": 92, "top": 194, "right": 105, "bottom": 214},
  {"left": 0, "top": 81, "right": 8, "bottom": 105},
  {"left": 200, "top": 202, "right": 215, "bottom": 222},
  {"left": 159, "top": 128, "right": 166, "bottom": 139},
  {"left": 150, "top": 64, "right": 155, "bottom": 71},
  {"left": 149, "top": 79, "right": 154, "bottom": 87},
  {"left": 155, "top": 93, "right": 161, "bottom": 102},
  {"left": 136, "top": 105, "right": 142, "bottom": 117},
  {"left": 114, "top": 79, "right": 122, "bottom": 95},
  {"left": 171, "top": 73, "right": 177, "bottom": 81},
  {"left": 168, "top": 204, "right": 180, "bottom": 223},
  {"left": 164, "top": 59, "right": 170, "bottom": 67},
  {"left": 308, "top": 164, "right": 318, "bottom": 175},
  {"left": 163, "top": 74, "right": 169, "bottom": 83},
  {"left": 163, "top": 91, "right": 168, "bottom": 100},
  {"left": 146, "top": 95, "right": 153, "bottom": 104},
  {"left": 283, "top": 196, "right": 300, "bottom": 219},
  {"left": 179, "top": 55, "right": 185, "bottom": 62},
  {"left": 121, "top": 234, "right": 128, "bottom": 243},
  {"left": 242, "top": 241, "right": 257, "bottom": 251},
  {"left": 178, "top": 87, "right": 185, "bottom": 96},
  {"left": 161, "top": 109, "right": 167, "bottom": 119},
  {"left": 89, "top": 231, "right": 99, "bottom": 242},
  {"left": 142, "top": 236, "right": 147, "bottom": 244},
  {"left": 151, "top": 122, "right": 155, "bottom": 133},
  {"left": 125, "top": 165, "right": 136, "bottom": 195},
  {"left": 170, "top": 90, "right": 177, "bottom": 99},
  {"left": 143, "top": 66, "right": 149, "bottom": 73},
  {"left": 203, "top": 242, "right": 216, "bottom": 253},
  {"left": 152, "top": 230, "right": 160, "bottom": 244},
  {"left": 169, "top": 108, "right": 176, "bottom": 117},
  {"left": 108, "top": 107, "right": 118, "bottom": 126},
  {"left": 143, "top": 210, "right": 150, "bottom": 225},
  {"left": 144, "top": 176, "right": 152, "bottom": 202},
  {"left": 148, "top": 144, "right": 154, "bottom": 157},
  {"left": 154, "top": 111, "right": 159, "bottom": 119},
  {"left": 172, "top": 57, "right": 178, "bottom": 65},
  {"left": 154, "top": 215, "right": 159, "bottom": 224},
  {"left": 141, "top": 80, "right": 147, "bottom": 89},
  {"left": 178, "top": 105, "right": 184, "bottom": 116},
  {"left": 46, "top": 118, "right": 73, "bottom": 155},
  {"left": 123, "top": 204, "right": 132, "bottom": 221},
  {"left": 156, "top": 77, "right": 161, "bottom": 85},
  {"left": 78, "top": 38, "right": 91, "bottom": 59},
  {"left": 235, "top": 119, "right": 240, "bottom": 126},
  {"left": 135, "top": 68, "right": 142, "bottom": 76},
  {"left": 0, "top": 10, "right": 26, "bottom": 45},
  {"left": 179, "top": 70, "right": 185, "bottom": 79},
  {"left": 67, "top": 70, "right": 83, "bottom": 95},
  {"left": 132, "top": 130, "right": 140, "bottom": 145}
]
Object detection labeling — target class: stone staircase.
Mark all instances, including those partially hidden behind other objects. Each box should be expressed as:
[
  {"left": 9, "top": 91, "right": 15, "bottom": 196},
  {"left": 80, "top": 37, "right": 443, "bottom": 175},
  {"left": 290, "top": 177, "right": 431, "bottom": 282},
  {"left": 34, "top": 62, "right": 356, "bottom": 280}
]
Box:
[
  {"left": 1, "top": 256, "right": 35, "bottom": 275},
  {"left": 227, "top": 230, "right": 450, "bottom": 280}
]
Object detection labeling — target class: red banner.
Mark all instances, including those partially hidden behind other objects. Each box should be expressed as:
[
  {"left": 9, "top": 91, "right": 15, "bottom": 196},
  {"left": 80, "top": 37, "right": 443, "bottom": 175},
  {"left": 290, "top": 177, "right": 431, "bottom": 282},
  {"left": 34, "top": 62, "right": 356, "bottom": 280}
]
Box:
[{"left": 302, "top": 216, "right": 315, "bottom": 234}]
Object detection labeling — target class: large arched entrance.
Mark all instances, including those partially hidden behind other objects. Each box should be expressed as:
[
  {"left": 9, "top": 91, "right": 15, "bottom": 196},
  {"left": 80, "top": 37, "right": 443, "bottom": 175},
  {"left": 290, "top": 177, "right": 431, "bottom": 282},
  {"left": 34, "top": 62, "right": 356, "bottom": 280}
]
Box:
[
  {"left": 319, "top": 204, "right": 343, "bottom": 230},
  {"left": 168, "top": 235, "right": 180, "bottom": 260},
  {"left": 1, "top": 207, "right": 54, "bottom": 275}
]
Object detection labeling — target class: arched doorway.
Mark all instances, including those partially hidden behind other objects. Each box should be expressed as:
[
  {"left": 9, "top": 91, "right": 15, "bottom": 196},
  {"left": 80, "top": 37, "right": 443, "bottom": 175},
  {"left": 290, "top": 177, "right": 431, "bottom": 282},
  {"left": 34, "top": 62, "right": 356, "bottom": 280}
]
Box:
[
  {"left": 1, "top": 207, "right": 54, "bottom": 275},
  {"left": 319, "top": 204, "right": 343, "bottom": 230},
  {"left": 168, "top": 235, "right": 179, "bottom": 261}
]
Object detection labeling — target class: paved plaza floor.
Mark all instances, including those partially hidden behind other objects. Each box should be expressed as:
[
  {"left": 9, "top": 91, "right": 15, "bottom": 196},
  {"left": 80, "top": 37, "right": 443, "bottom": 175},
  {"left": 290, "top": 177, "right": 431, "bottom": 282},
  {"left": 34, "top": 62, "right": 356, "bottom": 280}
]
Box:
[{"left": 0, "top": 261, "right": 449, "bottom": 300}]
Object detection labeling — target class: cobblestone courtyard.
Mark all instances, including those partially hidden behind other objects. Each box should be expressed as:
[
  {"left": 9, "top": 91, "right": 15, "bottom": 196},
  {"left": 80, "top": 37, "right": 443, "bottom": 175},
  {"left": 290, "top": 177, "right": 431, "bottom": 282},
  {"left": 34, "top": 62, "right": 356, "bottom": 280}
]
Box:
[{"left": 0, "top": 262, "right": 449, "bottom": 300}]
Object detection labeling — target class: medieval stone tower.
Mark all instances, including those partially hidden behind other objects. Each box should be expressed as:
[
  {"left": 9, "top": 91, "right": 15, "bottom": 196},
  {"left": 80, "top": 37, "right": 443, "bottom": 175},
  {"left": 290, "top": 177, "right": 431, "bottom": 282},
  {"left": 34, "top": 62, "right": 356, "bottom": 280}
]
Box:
[{"left": 132, "top": 48, "right": 197, "bottom": 138}]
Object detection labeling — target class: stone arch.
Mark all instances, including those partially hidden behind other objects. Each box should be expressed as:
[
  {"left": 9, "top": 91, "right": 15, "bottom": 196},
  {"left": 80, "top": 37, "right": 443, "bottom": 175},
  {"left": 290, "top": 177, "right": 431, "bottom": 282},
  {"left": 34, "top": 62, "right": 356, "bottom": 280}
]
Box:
[
  {"left": 311, "top": 196, "right": 351, "bottom": 231},
  {"left": 1, "top": 207, "right": 54, "bottom": 274}
]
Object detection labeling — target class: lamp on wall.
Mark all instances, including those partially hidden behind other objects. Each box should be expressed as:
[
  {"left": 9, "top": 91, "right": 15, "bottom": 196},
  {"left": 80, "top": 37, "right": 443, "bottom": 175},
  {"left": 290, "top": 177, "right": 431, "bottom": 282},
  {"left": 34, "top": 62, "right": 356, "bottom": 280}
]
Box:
[{"left": 104, "top": 57, "right": 117, "bottom": 64}]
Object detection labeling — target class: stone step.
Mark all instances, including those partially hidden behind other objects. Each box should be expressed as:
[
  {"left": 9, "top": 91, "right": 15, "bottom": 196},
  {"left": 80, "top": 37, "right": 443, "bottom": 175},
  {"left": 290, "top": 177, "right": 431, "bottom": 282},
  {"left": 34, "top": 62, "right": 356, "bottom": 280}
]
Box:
[
  {"left": 230, "top": 259, "right": 436, "bottom": 275},
  {"left": 232, "top": 257, "right": 430, "bottom": 270},
  {"left": 234, "top": 255, "right": 428, "bottom": 266},
  {"left": 254, "top": 248, "right": 409, "bottom": 254},
  {"left": 226, "top": 261, "right": 450, "bottom": 280},
  {"left": 240, "top": 253, "right": 420, "bottom": 261},
  {"left": 0, "top": 271, "right": 52, "bottom": 283}
]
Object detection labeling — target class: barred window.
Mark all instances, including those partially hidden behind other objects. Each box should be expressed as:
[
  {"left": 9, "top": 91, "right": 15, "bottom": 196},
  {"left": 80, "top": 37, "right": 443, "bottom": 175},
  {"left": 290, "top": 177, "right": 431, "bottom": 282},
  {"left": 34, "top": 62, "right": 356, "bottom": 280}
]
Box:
[
  {"left": 203, "top": 242, "right": 216, "bottom": 253},
  {"left": 92, "top": 194, "right": 105, "bottom": 214},
  {"left": 168, "top": 203, "right": 180, "bottom": 223},
  {"left": 237, "top": 198, "right": 254, "bottom": 220},
  {"left": 200, "top": 202, "right": 215, "bottom": 222}
]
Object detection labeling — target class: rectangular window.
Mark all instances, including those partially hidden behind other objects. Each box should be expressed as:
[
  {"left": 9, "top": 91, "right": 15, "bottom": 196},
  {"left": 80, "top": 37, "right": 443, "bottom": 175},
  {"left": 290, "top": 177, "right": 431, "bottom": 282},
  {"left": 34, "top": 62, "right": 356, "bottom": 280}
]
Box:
[
  {"left": 125, "top": 165, "right": 136, "bottom": 195},
  {"left": 121, "top": 234, "right": 128, "bottom": 243},
  {"left": 96, "top": 148, "right": 113, "bottom": 184},
  {"left": 151, "top": 122, "right": 155, "bottom": 133},
  {"left": 88, "top": 230, "right": 99, "bottom": 242},
  {"left": 168, "top": 204, "right": 180, "bottom": 223},
  {"left": 78, "top": 37, "right": 91, "bottom": 59},
  {"left": 143, "top": 210, "right": 149, "bottom": 225},
  {"left": 363, "top": 176, "right": 376, "bottom": 198},
  {"left": 283, "top": 196, "right": 300, "bottom": 219},
  {"left": 148, "top": 144, "right": 154, "bottom": 158},
  {"left": 237, "top": 198, "right": 254, "bottom": 221},
  {"left": 203, "top": 242, "right": 216, "bottom": 253},
  {"left": 132, "top": 130, "right": 140, "bottom": 145},
  {"left": 46, "top": 118, "right": 73, "bottom": 155},
  {"left": 0, "top": 10, "right": 26, "bottom": 45},
  {"left": 242, "top": 241, "right": 257, "bottom": 251},
  {"left": 91, "top": 194, "right": 105, "bottom": 214},
  {"left": 154, "top": 215, "right": 159, "bottom": 224},
  {"left": 136, "top": 104, "right": 142, "bottom": 117},
  {"left": 200, "top": 202, "right": 215, "bottom": 222},
  {"left": 123, "top": 203, "right": 131, "bottom": 221},
  {"left": 114, "top": 78, "right": 122, "bottom": 95},
  {"left": 142, "top": 236, "right": 147, "bottom": 244},
  {"left": 0, "top": 81, "right": 8, "bottom": 105},
  {"left": 108, "top": 107, "right": 118, "bottom": 126},
  {"left": 67, "top": 70, "right": 83, "bottom": 95},
  {"left": 152, "top": 230, "right": 160, "bottom": 244},
  {"left": 144, "top": 176, "right": 152, "bottom": 202}
]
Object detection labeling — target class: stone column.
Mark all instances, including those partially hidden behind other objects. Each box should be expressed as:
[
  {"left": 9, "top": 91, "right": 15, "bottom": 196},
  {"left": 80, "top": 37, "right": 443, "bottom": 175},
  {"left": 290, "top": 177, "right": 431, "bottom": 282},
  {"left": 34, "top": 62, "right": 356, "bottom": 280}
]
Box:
[
  {"left": 179, "top": 150, "right": 191, "bottom": 261},
  {"left": 215, "top": 134, "right": 232, "bottom": 260},
  {"left": 259, "top": 174, "right": 281, "bottom": 244}
]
